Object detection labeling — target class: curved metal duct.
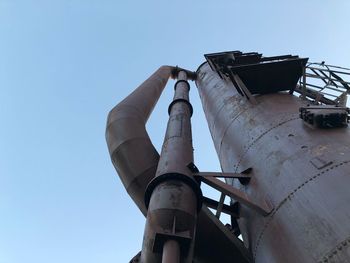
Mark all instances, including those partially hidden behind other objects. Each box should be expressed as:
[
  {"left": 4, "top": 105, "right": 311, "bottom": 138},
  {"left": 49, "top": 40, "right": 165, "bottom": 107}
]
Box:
[{"left": 106, "top": 66, "right": 175, "bottom": 215}]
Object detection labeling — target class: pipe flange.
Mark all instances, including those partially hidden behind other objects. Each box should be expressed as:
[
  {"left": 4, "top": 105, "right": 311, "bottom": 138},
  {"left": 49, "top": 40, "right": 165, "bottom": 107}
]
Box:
[
  {"left": 144, "top": 173, "right": 203, "bottom": 212},
  {"left": 168, "top": 99, "right": 193, "bottom": 116}
]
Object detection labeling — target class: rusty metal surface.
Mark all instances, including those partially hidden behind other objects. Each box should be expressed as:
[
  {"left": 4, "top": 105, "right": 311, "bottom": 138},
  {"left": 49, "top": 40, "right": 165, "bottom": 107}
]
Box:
[
  {"left": 106, "top": 66, "right": 175, "bottom": 215},
  {"left": 154, "top": 70, "right": 195, "bottom": 178},
  {"left": 162, "top": 240, "right": 181, "bottom": 263},
  {"left": 141, "top": 70, "right": 200, "bottom": 263},
  {"left": 196, "top": 61, "right": 350, "bottom": 262}
]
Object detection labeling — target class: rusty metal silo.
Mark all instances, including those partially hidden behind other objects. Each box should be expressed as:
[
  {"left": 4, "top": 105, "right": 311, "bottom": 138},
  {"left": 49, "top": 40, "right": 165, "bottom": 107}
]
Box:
[{"left": 196, "top": 51, "right": 350, "bottom": 263}]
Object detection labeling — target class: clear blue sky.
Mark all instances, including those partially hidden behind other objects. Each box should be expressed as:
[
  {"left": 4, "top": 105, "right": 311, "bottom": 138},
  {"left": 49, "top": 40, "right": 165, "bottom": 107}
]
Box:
[{"left": 1, "top": 1, "right": 349, "bottom": 262}]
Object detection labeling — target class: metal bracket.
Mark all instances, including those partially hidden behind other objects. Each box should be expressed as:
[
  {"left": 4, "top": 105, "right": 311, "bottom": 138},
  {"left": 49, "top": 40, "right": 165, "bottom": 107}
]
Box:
[
  {"left": 299, "top": 105, "right": 350, "bottom": 128},
  {"left": 233, "top": 74, "right": 258, "bottom": 105},
  {"left": 153, "top": 216, "right": 192, "bottom": 256},
  {"left": 168, "top": 98, "right": 193, "bottom": 116}
]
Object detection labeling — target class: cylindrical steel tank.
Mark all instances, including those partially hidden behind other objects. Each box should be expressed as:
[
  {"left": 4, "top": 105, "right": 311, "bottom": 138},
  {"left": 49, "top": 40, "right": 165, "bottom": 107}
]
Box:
[{"left": 196, "top": 62, "right": 350, "bottom": 263}]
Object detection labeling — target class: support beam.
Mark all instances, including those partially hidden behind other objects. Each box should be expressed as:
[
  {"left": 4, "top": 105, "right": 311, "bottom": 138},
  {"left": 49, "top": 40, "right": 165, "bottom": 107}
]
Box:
[
  {"left": 216, "top": 193, "right": 226, "bottom": 219},
  {"left": 233, "top": 74, "right": 258, "bottom": 105},
  {"left": 195, "top": 170, "right": 252, "bottom": 186},
  {"left": 195, "top": 172, "right": 251, "bottom": 179},
  {"left": 202, "top": 196, "right": 239, "bottom": 218},
  {"left": 200, "top": 176, "right": 272, "bottom": 216}
]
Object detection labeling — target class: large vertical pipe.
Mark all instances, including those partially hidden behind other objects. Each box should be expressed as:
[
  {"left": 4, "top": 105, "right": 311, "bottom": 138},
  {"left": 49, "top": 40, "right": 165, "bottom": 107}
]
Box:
[
  {"left": 141, "top": 70, "right": 201, "bottom": 263},
  {"left": 154, "top": 70, "right": 196, "bottom": 178}
]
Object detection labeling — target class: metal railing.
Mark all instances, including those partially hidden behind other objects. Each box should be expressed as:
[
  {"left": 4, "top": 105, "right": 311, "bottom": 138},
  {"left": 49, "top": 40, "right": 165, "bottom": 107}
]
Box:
[{"left": 296, "top": 62, "right": 350, "bottom": 106}]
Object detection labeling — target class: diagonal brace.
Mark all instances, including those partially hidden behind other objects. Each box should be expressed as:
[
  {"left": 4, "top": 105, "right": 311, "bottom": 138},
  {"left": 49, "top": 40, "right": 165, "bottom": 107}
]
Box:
[
  {"left": 199, "top": 176, "right": 272, "bottom": 216},
  {"left": 195, "top": 172, "right": 251, "bottom": 179},
  {"left": 194, "top": 170, "right": 251, "bottom": 185},
  {"left": 202, "top": 196, "right": 239, "bottom": 218}
]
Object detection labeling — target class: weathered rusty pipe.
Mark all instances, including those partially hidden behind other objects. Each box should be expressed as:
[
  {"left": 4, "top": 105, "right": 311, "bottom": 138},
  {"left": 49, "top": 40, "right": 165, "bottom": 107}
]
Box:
[
  {"left": 141, "top": 70, "right": 201, "bottom": 263},
  {"left": 162, "top": 240, "right": 180, "bottom": 263},
  {"left": 106, "top": 66, "right": 175, "bottom": 215}
]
